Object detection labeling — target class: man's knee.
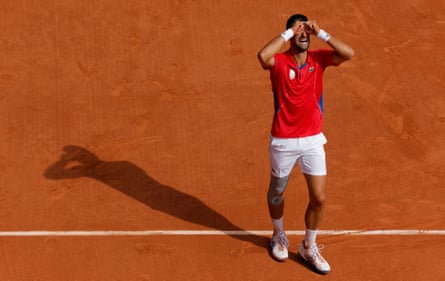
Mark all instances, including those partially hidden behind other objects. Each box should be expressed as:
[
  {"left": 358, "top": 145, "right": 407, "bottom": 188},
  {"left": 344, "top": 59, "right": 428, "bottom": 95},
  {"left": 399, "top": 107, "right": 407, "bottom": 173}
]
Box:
[
  {"left": 267, "top": 175, "right": 290, "bottom": 205},
  {"left": 310, "top": 193, "right": 326, "bottom": 207},
  {"left": 304, "top": 174, "right": 327, "bottom": 207}
]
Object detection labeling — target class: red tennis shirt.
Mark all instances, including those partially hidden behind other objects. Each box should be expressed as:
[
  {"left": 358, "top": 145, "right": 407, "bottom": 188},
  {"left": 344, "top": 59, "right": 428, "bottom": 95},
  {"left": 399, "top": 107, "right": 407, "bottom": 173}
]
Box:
[{"left": 269, "top": 49, "right": 338, "bottom": 138}]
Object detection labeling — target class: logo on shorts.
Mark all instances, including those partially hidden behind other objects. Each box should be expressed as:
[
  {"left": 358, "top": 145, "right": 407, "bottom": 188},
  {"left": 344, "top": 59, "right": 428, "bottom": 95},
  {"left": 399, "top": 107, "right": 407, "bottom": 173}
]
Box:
[
  {"left": 289, "top": 69, "right": 296, "bottom": 80},
  {"left": 309, "top": 66, "right": 315, "bottom": 72}
]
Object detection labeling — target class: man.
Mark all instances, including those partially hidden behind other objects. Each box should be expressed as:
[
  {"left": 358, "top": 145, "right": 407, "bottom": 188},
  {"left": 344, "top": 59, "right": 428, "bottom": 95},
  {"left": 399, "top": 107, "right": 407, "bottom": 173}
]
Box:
[{"left": 257, "top": 14, "right": 354, "bottom": 274}]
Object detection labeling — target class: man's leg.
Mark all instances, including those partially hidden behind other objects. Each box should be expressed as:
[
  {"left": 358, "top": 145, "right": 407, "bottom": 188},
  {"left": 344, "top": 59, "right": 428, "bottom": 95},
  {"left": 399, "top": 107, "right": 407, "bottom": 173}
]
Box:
[
  {"left": 268, "top": 136, "right": 298, "bottom": 261},
  {"left": 298, "top": 173, "right": 331, "bottom": 274},
  {"left": 296, "top": 135, "right": 330, "bottom": 273},
  {"left": 267, "top": 174, "right": 290, "bottom": 261},
  {"left": 303, "top": 174, "right": 326, "bottom": 236},
  {"left": 296, "top": 137, "right": 327, "bottom": 246},
  {"left": 267, "top": 175, "right": 290, "bottom": 220}
]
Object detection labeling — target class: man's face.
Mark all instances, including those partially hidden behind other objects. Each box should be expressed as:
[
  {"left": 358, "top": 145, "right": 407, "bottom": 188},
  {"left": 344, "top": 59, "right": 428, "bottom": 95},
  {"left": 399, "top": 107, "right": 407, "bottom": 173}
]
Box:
[{"left": 291, "top": 21, "right": 310, "bottom": 51}]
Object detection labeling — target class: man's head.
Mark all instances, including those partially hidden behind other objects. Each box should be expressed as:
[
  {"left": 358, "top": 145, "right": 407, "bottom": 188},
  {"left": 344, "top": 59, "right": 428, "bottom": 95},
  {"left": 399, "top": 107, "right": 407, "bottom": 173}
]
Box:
[
  {"left": 286, "top": 14, "right": 308, "bottom": 29},
  {"left": 286, "top": 14, "right": 311, "bottom": 51}
]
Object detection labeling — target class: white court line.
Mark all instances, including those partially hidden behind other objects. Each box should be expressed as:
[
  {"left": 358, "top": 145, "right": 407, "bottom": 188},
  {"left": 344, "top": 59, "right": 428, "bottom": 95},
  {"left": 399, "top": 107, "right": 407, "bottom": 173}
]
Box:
[{"left": 0, "top": 230, "right": 444, "bottom": 237}]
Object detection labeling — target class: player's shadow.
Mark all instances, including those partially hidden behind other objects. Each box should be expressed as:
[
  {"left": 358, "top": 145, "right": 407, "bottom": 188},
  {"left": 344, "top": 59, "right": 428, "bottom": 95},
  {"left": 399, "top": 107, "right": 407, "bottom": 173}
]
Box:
[{"left": 44, "top": 145, "right": 268, "bottom": 249}]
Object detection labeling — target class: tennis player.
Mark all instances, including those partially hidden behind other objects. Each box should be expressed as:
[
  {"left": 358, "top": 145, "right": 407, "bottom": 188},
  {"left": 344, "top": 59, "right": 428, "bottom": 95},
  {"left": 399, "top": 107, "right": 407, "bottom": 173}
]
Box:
[{"left": 257, "top": 13, "right": 354, "bottom": 274}]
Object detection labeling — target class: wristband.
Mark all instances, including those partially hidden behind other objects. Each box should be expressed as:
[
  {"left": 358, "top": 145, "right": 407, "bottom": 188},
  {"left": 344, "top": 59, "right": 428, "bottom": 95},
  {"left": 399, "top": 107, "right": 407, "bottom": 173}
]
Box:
[
  {"left": 317, "top": 29, "right": 331, "bottom": 42},
  {"left": 280, "top": 29, "right": 294, "bottom": 42}
]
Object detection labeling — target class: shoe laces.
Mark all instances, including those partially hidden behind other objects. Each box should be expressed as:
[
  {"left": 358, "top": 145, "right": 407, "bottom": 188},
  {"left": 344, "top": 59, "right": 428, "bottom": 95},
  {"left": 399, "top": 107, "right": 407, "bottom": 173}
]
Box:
[
  {"left": 309, "top": 243, "right": 327, "bottom": 262},
  {"left": 273, "top": 231, "right": 289, "bottom": 248}
]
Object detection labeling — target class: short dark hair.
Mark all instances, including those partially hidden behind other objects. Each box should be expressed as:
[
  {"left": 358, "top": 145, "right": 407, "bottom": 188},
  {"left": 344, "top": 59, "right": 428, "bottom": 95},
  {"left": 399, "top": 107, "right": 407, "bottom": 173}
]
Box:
[{"left": 286, "top": 14, "right": 308, "bottom": 29}]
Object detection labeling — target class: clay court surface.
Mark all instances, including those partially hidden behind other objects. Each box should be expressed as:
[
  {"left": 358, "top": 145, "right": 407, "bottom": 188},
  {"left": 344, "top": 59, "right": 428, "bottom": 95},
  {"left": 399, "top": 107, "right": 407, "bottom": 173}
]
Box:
[{"left": 0, "top": 0, "right": 445, "bottom": 280}]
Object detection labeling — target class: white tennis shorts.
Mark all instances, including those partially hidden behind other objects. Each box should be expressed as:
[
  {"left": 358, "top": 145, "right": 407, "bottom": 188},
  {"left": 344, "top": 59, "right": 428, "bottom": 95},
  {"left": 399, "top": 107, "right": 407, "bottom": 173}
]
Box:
[{"left": 269, "top": 133, "right": 327, "bottom": 177}]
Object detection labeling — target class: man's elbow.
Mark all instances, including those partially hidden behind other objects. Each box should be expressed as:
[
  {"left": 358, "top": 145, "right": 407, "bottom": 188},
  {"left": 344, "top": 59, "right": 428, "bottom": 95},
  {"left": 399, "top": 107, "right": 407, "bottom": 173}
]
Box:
[
  {"left": 344, "top": 47, "right": 355, "bottom": 60},
  {"left": 257, "top": 51, "right": 272, "bottom": 69},
  {"left": 257, "top": 50, "right": 266, "bottom": 64}
]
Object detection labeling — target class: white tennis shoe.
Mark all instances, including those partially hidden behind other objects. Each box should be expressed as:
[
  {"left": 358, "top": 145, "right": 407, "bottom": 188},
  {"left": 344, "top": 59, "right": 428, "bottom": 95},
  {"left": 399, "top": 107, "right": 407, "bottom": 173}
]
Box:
[
  {"left": 270, "top": 231, "right": 289, "bottom": 261},
  {"left": 297, "top": 241, "right": 331, "bottom": 274}
]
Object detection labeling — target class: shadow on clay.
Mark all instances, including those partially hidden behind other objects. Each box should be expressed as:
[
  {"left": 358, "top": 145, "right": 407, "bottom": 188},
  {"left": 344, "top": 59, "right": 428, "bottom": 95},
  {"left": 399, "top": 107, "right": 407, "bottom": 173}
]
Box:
[{"left": 44, "top": 145, "right": 269, "bottom": 250}]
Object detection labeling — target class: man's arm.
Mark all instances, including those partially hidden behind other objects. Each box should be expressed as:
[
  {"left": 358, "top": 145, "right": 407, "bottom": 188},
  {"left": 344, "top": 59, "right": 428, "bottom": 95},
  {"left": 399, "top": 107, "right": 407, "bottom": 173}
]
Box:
[
  {"left": 305, "top": 20, "right": 355, "bottom": 64},
  {"left": 257, "top": 24, "right": 301, "bottom": 69},
  {"left": 257, "top": 35, "right": 286, "bottom": 69},
  {"left": 327, "top": 36, "right": 355, "bottom": 65}
]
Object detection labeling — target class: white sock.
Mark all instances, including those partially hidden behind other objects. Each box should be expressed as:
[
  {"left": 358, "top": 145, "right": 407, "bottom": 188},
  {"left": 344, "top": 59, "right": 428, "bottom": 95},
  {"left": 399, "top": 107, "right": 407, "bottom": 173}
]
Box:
[
  {"left": 304, "top": 229, "right": 318, "bottom": 247},
  {"left": 272, "top": 217, "right": 284, "bottom": 233}
]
